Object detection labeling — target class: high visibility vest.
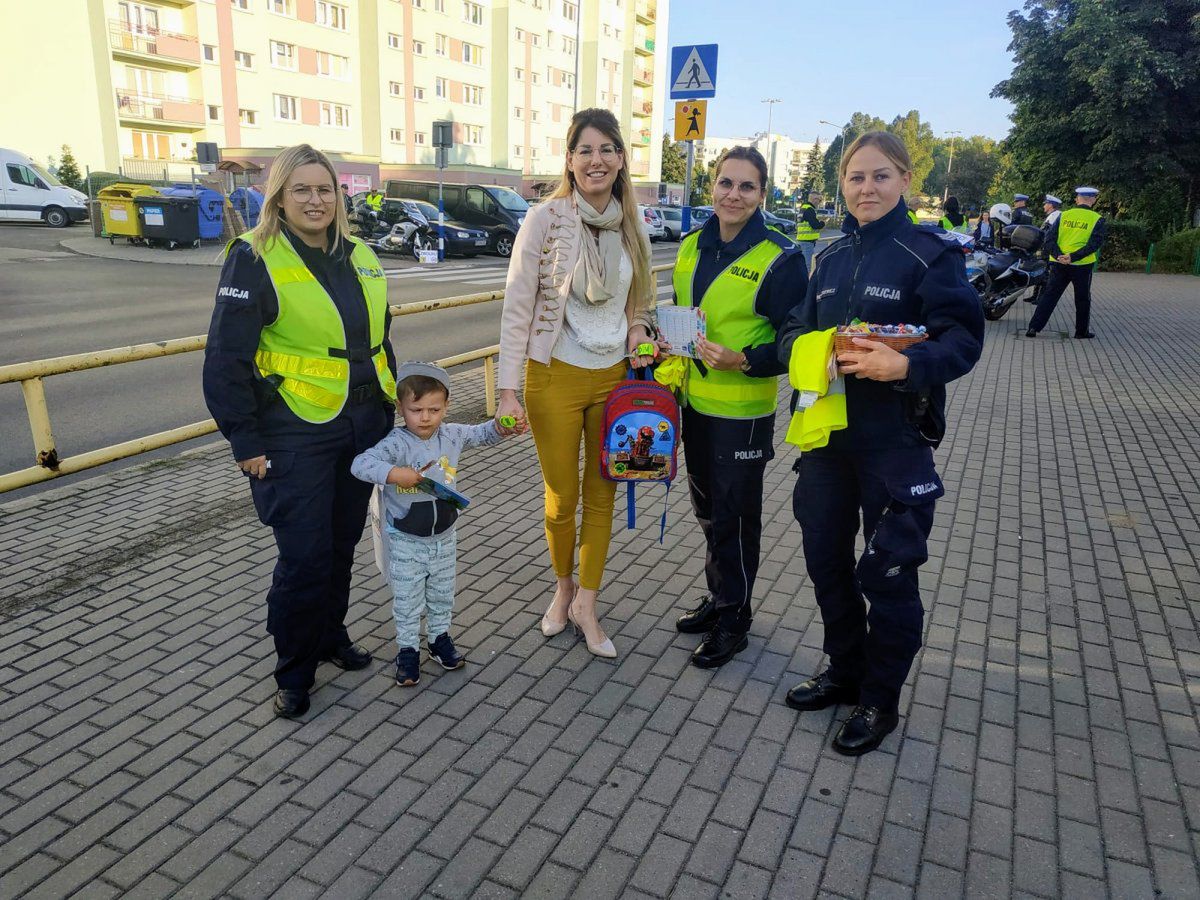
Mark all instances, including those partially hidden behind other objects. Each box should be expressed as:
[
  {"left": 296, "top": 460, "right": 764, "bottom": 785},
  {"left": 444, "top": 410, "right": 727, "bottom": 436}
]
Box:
[
  {"left": 907, "top": 210, "right": 919, "bottom": 225},
  {"left": 673, "top": 232, "right": 783, "bottom": 419},
  {"left": 1057, "top": 207, "right": 1101, "bottom": 265},
  {"left": 245, "top": 232, "right": 396, "bottom": 423},
  {"left": 939, "top": 215, "right": 971, "bottom": 234},
  {"left": 366, "top": 193, "right": 383, "bottom": 210},
  {"left": 794, "top": 204, "right": 820, "bottom": 242}
]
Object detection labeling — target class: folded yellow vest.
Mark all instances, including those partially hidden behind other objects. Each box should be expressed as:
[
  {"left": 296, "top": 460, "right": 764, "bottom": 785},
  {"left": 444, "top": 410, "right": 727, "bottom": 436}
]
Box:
[{"left": 784, "top": 327, "right": 847, "bottom": 451}]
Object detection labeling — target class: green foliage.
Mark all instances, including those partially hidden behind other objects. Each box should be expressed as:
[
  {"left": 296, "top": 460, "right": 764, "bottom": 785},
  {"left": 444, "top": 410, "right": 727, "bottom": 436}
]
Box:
[
  {"left": 925, "top": 136, "right": 1002, "bottom": 211},
  {"left": 822, "top": 112, "right": 887, "bottom": 190},
  {"left": 887, "top": 111, "right": 936, "bottom": 194},
  {"left": 660, "top": 135, "right": 687, "bottom": 185},
  {"left": 992, "top": 0, "right": 1200, "bottom": 231},
  {"left": 1103, "top": 221, "right": 1153, "bottom": 259},
  {"left": 802, "top": 137, "right": 824, "bottom": 195},
  {"left": 691, "top": 158, "right": 718, "bottom": 207},
  {"left": 1155, "top": 227, "right": 1200, "bottom": 273},
  {"left": 55, "top": 145, "right": 84, "bottom": 191}
]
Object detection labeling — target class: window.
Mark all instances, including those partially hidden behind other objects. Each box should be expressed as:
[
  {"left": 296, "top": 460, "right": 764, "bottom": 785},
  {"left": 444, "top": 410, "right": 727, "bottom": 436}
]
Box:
[
  {"left": 7, "top": 164, "right": 40, "bottom": 187},
  {"left": 387, "top": 33, "right": 401, "bottom": 49},
  {"left": 234, "top": 50, "right": 254, "bottom": 69},
  {"left": 463, "top": 1, "right": 482, "bottom": 24},
  {"left": 270, "top": 40, "right": 296, "bottom": 70},
  {"left": 274, "top": 94, "right": 298, "bottom": 121},
  {"left": 514, "top": 27, "right": 524, "bottom": 41},
  {"left": 207, "top": 104, "right": 220, "bottom": 121},
  {"left": 530, "top": 109, "right": 539, "bottom": 122},
  {"left": 530, "top": 147, "right": 540, "bottom": 159},
  {"left": 316, "top": 51, "right": 349, "bottom": 79},
  {"left": 562, "top": 1, "right": 577, "bottom": 21},
  {"left": 413, "top": 86, "right": 426, "bottom": 100},
  {"left": 390, "top": 128, "right": 404, "bottom": 142},
  {"left": 530, "top": 33, "right": 540, "bottom": 47},
  {"left": 412, "top": 39, "right": 425, "bottom": 55},
  {"left": 513, "top": 145, "right": 523, "bottom": 158},
  {"left": 388, "top": 81, "right": 403, "bottom": 97},
  {"left": 320, "top": 101, "right": 350, "bottom": 128},
  {"left": 464, "top": 84, "right": 483, "bottom": 105},
  {"left": 513, "top": 106, "right": 523, "bottom": 119},
  {"left": 435, "top": 77, "right": 447, "bottom": 99},
  {"left": 464, "top": 125, "right": 483, "bottom": 145},
  {"left": 414, "top": 132, "right": 427, "bottom": 145},
  {"left": 239, "top": 108, "right": 257, "bottom": 125},
  {"left": 434, "top": 0, "right": 445, "bottom": 10},
  {"left": 315, "top": 1, "right": 347, "bottom": 29},
  {"left": 435, "top": 34, "right": 447, "bottom": 56},
  {"left": 562, "top": 72, "right": 574, "bottom": 90},
  {"left": 202, "top": 44, "right": 216, "bottom": 62},
  {"left": 412, "top": 0, "right": 423, "bottom": 7},
  {"left": 267, "top": 0, "right": 293, "bottom": 16},
  {"left": 563, "top": 36, "right": 575, "bottom": 54},
  {"left": 514, "top": 67, "right": 524, "bottom": 81},
  {"left": 530, "top": 71, "right": 540, "bottom": 84},
  {"left": 232, "top": 0, "right": 249, "bottom": 9},
  {"left": 462, "top": 42, "right": 481, "bottom": 65}
]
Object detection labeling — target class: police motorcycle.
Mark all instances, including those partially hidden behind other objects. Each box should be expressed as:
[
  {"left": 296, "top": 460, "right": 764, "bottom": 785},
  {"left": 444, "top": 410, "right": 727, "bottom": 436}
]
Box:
[
  {"left": 975, "top": 221, "right": 1048, "bottom": 321},
  {"left": 368, "top": 200, "right": 436, "bottom": 260}
]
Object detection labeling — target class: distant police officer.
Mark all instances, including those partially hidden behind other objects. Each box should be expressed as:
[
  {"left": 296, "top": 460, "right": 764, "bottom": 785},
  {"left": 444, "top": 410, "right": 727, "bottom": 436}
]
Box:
[
  {"left": 1026, "top": 186, "right": 1107, "bottom": 339},
  {"left": 778, "top": 132, "right": 983, "bottom": 756},
  {"left": 672, "top": 146, "right": 809, "bottom": 669},
  {"left": 795, "top": 191, "right": 826, "bottom": 271},
  {"left": 938, "top": 195, "right": 970, "bottom": 233},
  {"left": 203, "top": 144, "right": 397, "bottom": 719},
  {"left": 1012, "top": 193, "right": 1034, "bottom": 226},
  {"left": 906, "top": 200, "right": 920, "bottom": 225},
  {"left": 1042, "top": 194, "right": 1062, "bottom": 231}
]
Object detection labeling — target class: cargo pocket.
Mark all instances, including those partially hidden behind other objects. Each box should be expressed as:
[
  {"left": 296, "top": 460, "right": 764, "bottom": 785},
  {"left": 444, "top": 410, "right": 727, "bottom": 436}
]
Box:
[
  {"left": 856, "top": 466, "right": 942, "bottom": 591},
  {"left": 247, "top": 451, "right": 298, "bottom": 527}
]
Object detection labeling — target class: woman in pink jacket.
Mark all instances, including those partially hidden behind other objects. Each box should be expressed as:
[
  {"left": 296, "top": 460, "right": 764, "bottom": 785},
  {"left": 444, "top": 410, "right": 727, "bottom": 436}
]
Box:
[{"left": 496, "top": 108, "right": 658, "bottom": 659}]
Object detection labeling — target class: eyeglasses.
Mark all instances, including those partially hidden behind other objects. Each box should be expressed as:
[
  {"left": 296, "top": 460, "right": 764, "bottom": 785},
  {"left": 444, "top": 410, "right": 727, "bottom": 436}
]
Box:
[
  {"left": 288, "top": 185, "right": 337, "bottom": 203},
  {"left": 572, "top": 144, "right": 622, "bottom": 161},
  {"left": 715, "top": 178, "right": 762, "bottom": 195}
]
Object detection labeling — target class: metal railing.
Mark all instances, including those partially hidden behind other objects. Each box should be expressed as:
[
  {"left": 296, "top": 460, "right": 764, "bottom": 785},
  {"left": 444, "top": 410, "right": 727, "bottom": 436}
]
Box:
[
  {"left": 115, "top": 89, "right": 205, "bottom": 125},
  {"left": 108, "top": 19, "right": 201, "bottom": 63},
  {"left": 1, "top": 265, "right": 673, "bottom": 494}
]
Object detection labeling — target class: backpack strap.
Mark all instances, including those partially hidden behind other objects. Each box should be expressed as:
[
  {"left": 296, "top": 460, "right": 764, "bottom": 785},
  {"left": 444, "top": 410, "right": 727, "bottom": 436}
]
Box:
[{"left": 627, "top": 482, "right": 636, "bottom": 530}]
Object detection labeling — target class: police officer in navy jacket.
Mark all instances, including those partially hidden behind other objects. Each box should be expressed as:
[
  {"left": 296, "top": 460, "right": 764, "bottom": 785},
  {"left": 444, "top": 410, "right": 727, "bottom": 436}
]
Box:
[{"left": 777, "top": 132, "right": 983, "bottom": 756}]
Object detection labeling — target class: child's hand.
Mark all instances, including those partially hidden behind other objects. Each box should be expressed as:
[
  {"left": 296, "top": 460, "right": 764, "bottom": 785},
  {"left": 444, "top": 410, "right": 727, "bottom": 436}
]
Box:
[{"left": 387, "top": 463, "right": 432, "bottom": 488}]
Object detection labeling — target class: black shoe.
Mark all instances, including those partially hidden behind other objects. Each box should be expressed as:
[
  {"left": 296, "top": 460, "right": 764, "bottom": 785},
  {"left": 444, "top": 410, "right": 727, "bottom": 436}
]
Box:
[
  {"left": 322, "top": 643, "right": 372, "bottom": 671},
  {"left": 676, "top": 596, "right": 719, "bottom": 634},
  {"left": 784, "top": 671, "right": 859, "bottom": 712},
  {"left": 1025, "top": 329, "right": 1037, "bottom": 338},
  {"left": 690, "top": 624, "right": 749, "bottom": 669},
  {"left": 395, "top": 647, "right": 420, "bottom": 686},
  {"left": 428, "top": 633, "right": 465, "bottom": 670},
  {"left": 1074, "top": 331, "right": 1095, "bottom": 339},
  {"left": 273, "top": 689, "right": 310, "bottom": 719},
  {"left": 832, "top": 705, "right": 900, "bottom": 756}
]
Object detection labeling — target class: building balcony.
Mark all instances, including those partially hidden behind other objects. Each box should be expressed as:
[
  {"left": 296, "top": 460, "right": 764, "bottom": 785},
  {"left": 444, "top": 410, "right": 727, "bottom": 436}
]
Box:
[
  {"left": 109, "top": 20, "right": 201, "bottom": 68},
  {"left": 632, "top": 66, "right": 653, "bottom": 86},
  {"left": 633, "top": 99, "right": 653, "bottom": 117},
  {"left": 115, "top": 89, "right": 206, "bottom": 128},
  {"left": 635, "top": 129, "right": 652, "bottom": 146},
  {"left": 636, "top": 0, "right": 657, "bottom": 23}
]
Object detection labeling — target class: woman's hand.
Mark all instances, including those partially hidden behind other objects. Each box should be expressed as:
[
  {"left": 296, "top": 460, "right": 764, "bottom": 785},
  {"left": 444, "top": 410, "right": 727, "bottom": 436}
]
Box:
[
  {"left": 837, "top": 338, "right": 911, "bottom": 382},
  {"left": 495, "top": 389, "right": 528, "bottom": 435},
  {"left": 238, "top": 455, "right": 269, "bottom": 479},
  {"left": 627, "top": 325, "right": 670, "bottom": 370},
  {"left": 695, "top": 334, "right": 746, "bottom": 372},
  {"left": 387, "top": 463, "right": 432, "bottom": 488}
]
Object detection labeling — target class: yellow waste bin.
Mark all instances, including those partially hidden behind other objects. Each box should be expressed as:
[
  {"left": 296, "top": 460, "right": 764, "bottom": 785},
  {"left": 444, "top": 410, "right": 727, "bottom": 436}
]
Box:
[{"left": 98, "top": 183, "right": 160, "bottom": 243}]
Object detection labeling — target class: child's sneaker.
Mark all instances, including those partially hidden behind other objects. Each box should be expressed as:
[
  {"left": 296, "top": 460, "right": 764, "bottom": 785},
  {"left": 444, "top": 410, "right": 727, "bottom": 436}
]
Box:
[
  {"left": 395, "top": 648, "right": 420, "bottom": 686},
  {"left": 428, "top": 633, "right": 465, "bottom": 670}
]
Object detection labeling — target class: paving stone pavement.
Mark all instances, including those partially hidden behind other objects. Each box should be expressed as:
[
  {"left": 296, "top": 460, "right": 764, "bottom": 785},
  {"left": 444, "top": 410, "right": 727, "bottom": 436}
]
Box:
[{"left": 2, "top": 273, "right": 1199, "bottom": 899}]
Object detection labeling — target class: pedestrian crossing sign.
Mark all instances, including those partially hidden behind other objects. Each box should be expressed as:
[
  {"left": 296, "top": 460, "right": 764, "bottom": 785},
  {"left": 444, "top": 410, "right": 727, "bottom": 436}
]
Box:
[
  {"left": 669, "top": 44, "right": 718, "bottom": 99},
  {"left": 674, "top": 101, "right": 708, "bottom": 141}
]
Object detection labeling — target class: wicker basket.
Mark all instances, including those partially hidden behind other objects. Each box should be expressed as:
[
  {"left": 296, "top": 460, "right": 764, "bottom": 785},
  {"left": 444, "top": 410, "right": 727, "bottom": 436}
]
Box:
[{"left": 834, "top": 331, "right": 928, "bottom": 354}]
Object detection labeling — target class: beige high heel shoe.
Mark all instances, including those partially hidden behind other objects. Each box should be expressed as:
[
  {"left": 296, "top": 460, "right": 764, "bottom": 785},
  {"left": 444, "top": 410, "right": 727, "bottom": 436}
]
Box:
[
  {"left": 540, "top": 584, "right": 575, "bottom": 637},
  {"left": 567, "top": 601, "right": 617, "bottom": 659}
]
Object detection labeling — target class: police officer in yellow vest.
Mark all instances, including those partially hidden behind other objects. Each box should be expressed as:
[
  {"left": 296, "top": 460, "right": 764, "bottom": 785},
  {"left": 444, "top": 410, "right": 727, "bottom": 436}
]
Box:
[
  {"left": 1026, "top": 186, "right": 1107, "bottom": 339},
  {"left": 795, "top": 191, "right": 826, "bottom": 271},
  {"left": 671, "top": 147, "right": 808, "bottom": 669},
  {"left": 203, "top": 145, "right": 397, "bottom": 719}
]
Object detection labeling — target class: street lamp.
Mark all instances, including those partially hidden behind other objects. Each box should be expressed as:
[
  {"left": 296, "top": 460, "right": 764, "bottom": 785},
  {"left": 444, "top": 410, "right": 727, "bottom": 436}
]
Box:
[
  {"left": 819, "top": 119, "right": 847, "bottom": 216},
  {"left": 942, "top": 130, "right": 961, "bottom": 206},
  {"left": 762, "top": 99, "right": 781, "bottom": 207}
]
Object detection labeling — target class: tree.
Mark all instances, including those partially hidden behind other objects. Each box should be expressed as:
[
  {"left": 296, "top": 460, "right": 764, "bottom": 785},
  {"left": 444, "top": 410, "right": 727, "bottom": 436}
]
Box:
[
  {"left": 822, "top": 112, "right": 887, "bottom": 192},
  {"left": 802, "top": 138, "right": 824, "bottom": 195},
  {"left": 886, "top": 110, "right": 936, "bottom": 194},
  {"left": 55, "top": 145, "right": 84, "bottom": 192},
  {"left": 691, "top": 157, "right": 718, "bottom": 206},
  {"left": 660, "top": 135, "right": 687, "bottom": 185},
  {"left": 992, "top": 0, "right": 1200, "bottom": 230},
  {"left": 925, "top": 135, "right": 1002, "bottom": 211}
]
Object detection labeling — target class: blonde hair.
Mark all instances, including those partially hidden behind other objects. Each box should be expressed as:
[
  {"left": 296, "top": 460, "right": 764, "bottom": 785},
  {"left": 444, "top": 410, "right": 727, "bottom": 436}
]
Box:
[
  {"left": 550, "top": 108, "right": 652, "bottom": 318},
  {"left": 248, "top": 144, "right": 351, "bottom": 257},
  {"left": 839, "top": 131, "right": 913, "bottom": 180}
]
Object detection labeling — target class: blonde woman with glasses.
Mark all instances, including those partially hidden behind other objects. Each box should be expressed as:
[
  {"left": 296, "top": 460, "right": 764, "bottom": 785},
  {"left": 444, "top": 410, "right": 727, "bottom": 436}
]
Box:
[
  {"left": 203, "top": 144, "right": 398, "bottom": 719},
  {"left": 496, "top": 108, "right": 659, "bottom": 659}
]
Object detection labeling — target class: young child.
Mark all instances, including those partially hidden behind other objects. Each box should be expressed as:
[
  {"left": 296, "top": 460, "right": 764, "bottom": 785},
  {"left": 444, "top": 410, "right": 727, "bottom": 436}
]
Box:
[{"left": 351, "top": 362, "right": 511, "bottom": 686}]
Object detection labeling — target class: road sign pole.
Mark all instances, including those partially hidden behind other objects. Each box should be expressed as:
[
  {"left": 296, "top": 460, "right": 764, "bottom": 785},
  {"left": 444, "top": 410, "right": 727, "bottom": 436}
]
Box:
[{"left": 682, "top": 140, "right": 694, "bottom": 234}]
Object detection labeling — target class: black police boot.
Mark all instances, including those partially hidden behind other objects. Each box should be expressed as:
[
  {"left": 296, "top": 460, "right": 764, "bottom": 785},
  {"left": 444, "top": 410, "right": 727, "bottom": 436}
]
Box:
[
  {"left": 273, "top": 689, "right": 310, "bottom": 719},
  {"left": 676, "top": 595, "right": 719, "bottom": 634},
  {"left": 1074, "top": 331, "right": 1095, "bottom": 339},
  {"left": 832, "top": 706, "right": 900, "bottom": 756},
  {"left": 322, "top": 643, "right": 373, "bottom": 671},
  {"left": 1024, "top": 328, "right": 1037, "bottom": 338},
  {"left": 784, "top": 671, "right": 859, "bottom": 712},
  {"left": 691, "top": 623, "right": 749, "bottom": 669}
]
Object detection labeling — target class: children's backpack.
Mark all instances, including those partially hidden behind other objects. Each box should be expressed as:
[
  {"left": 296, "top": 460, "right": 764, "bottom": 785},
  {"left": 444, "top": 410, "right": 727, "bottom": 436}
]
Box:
[{"left": 600, "top": 367, "right": 680, "bottom": 542}]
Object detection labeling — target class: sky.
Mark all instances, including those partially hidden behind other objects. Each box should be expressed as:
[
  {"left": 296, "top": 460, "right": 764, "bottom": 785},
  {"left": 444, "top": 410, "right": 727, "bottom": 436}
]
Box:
[{"left": 659, "top": 0, "right": 1020, "bottom": 145}]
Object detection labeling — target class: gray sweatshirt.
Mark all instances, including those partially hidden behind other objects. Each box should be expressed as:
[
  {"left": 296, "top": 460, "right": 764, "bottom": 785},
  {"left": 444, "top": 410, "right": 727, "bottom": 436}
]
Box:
[{"left": 351, "top": 420, "right": 502, "bottom": 537}]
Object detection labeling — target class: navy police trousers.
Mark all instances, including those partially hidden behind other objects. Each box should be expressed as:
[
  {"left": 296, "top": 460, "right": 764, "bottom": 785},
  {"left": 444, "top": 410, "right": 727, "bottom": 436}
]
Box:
[
  {"left": 792, "top": 447, "right": 942, "bottom": 713},
  {"left": 1028, "top": 262, "right": 1093, "bottom": 337}
]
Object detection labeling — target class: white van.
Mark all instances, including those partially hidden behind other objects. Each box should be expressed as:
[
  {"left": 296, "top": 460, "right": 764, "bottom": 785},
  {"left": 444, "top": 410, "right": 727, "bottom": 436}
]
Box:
[{"left": 0, "top": 148, "right": 90, "bottom": 227}]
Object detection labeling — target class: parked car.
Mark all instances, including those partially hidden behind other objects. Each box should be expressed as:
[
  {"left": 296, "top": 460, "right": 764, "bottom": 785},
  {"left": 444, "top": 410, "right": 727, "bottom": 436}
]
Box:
[
  {"left": 397, "top": 199, "right": 490, "bottom": 257},
  {"left": 761, "top": 209, "right": 796, "bottom": 236},
  {"left": 384, "top": 179, "right": 529, "bottom": 257},
  {"left": 654, "top": 206, "right": 684, "bottom": 241},
  {"left": 690, "top": 206, "right": 714, "bottom": 227},
  {"left": 637, "top": 204, "right": 665, "bottom": 242},
  {"left": 1, "top": 147, "right": 89, "bottom": 227},
  {"left": 772, "top": 208, "right": 797, "bottom": 222}
]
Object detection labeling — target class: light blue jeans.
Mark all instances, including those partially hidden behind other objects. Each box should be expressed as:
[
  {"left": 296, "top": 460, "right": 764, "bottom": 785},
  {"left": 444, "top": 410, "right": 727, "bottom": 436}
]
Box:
[
  {"left": 799, "top": 240, "right": 817, "bottom": 272},
  {"left": 386, "top": 526, "right": 457, "bottom": 650}
]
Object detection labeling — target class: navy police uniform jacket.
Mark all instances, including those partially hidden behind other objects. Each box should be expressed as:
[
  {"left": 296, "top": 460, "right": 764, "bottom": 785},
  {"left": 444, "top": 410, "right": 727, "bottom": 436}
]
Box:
[{"left": 778, "top": 200, "right": 983, "bottom": 450}]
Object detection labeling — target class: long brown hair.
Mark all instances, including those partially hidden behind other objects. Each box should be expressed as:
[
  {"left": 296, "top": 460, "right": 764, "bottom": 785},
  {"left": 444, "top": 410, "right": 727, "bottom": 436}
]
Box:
[
  {"left": 249, "top": 144, "right": 351, "bottom": 257},
  {"left": 550, "top": 108, "right": 652, "bottom": 316}
]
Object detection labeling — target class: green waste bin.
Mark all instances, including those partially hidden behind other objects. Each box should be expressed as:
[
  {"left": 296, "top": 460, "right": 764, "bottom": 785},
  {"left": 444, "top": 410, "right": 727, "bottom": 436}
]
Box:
[
  {"left": 98, "top": 183, "right": 159, "bottom": 243},
  {"left": 135, "top": 195, "right": 200, "bottom": 250}
]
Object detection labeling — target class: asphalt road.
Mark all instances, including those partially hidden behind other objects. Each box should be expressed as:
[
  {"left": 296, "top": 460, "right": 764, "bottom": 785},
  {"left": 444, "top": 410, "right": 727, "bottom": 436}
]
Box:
[{"left": 0, "top": 224, "right": 683, "bottom": 500}]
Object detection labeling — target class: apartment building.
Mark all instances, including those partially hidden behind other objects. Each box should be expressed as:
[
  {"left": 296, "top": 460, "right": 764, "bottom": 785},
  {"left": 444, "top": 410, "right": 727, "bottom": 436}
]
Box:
[
  {"left": 2, "top": 0, "right": 668, "bottom": 197},
  {"left": 697, "top": 133, "right": 816, "bottom": 200}
]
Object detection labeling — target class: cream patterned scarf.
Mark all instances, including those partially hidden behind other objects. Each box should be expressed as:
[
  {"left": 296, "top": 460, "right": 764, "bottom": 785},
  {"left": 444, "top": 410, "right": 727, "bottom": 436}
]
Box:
[{"left": 573, "top": 190, "right": 623, "bottom": 306}]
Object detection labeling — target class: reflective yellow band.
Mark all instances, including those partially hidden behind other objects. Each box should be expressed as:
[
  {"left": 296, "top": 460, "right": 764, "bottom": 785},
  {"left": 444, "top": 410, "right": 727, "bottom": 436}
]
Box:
[
  {"left": 687, "top": 378, "right": 777, "bottom": 403},
  {"left": 278, "top": 376, "right": 345, "bottom": 410},
  {"left": 255, "top": 349, "right": 348, "bottom": 381}
]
